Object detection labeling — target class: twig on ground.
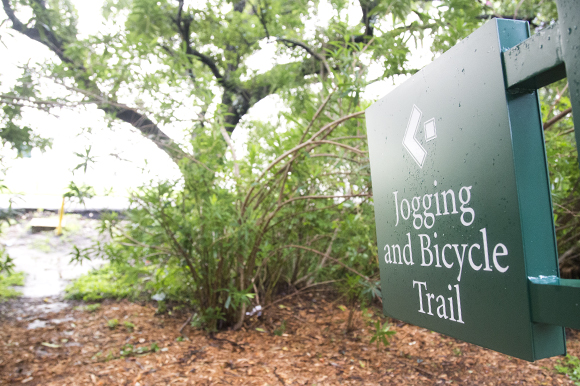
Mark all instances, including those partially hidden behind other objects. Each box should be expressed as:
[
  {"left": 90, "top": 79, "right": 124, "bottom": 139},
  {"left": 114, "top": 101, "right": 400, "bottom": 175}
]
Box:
[
  {"left": 262, "top": 280, "right": 338, "bottom": 311},
  {"left": 273, "top": 366, "right": 287, "bottom": 385},
  {"left": 394, "top": 358, "right": 436, "bottom": 378},
  {"left": 208, "top": 333, "right": 246, "bottom": 351},
  {"left": 179, "top": 313, "right": 194, "bottom": 336}
]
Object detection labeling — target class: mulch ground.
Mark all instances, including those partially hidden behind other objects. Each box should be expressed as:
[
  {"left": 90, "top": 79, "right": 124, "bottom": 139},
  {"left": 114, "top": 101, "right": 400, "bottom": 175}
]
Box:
[{"left": 1, "top": 294, "right": 578, "bottom": 385}]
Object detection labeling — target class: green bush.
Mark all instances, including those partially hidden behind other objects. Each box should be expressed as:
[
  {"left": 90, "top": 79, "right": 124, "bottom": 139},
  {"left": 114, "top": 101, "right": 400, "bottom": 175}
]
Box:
[
  {"left": 69, "top": 48, "right": 385, "bottom": 330},
  {"left": 71, "top": 90, "right": 376, "bottom": 330}
]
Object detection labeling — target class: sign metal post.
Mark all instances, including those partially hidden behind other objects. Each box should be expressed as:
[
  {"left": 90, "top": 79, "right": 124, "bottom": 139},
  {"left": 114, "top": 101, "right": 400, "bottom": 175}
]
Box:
[{"left": 366, "top": 1, "right": 580, "bottom": 361}]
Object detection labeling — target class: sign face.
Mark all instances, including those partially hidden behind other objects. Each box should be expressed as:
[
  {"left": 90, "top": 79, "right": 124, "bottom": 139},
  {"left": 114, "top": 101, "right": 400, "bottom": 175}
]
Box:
[{"left": 366, "top": 19, "right": 565, "bottom": 361}]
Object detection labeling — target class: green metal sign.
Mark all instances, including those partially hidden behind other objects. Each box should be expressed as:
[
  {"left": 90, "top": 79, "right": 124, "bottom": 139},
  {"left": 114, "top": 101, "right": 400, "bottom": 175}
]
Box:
[{"left": 366, "top": 19, "right": 567, "bottom": 361}]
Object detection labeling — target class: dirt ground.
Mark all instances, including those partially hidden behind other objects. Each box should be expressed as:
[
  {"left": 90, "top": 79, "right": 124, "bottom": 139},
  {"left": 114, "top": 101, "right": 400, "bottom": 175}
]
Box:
[
  {"left": 1, "top": 293, "right": 578, "bottom": 385},
  {"left": 1, "top": 216, "right": 579, "bottom": 385}
]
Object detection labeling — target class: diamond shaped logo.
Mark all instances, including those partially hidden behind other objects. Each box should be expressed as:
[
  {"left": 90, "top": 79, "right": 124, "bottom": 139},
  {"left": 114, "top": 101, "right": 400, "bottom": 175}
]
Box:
[{"left": 402, "top": 105, "right": 436, "bottom": 168}]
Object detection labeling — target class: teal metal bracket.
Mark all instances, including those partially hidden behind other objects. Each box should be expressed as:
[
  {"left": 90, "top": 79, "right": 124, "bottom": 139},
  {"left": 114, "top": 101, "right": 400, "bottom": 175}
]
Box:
[
  {"left": 502, "top": 0, "right": 580, "bottom": 333},
  {"left": 503, "top": 22, "right": 566, "bottom": 91},
  {"left": 529, "top": 276, "right": 580, "bottom": 330},
  {"left": 503, "top": 0, "right": 580, "bottom": 153}
]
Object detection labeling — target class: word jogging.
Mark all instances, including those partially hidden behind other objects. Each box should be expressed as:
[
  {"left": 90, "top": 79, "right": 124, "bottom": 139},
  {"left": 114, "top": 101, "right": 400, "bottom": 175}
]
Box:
[{"left": 383, "top": 180, "right": 510, "bottom": 324}]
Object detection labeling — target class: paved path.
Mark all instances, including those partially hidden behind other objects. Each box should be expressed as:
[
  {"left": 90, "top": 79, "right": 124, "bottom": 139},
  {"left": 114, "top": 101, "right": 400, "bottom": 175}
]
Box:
[
  {"left": 0, "top": 194, "right": 129, "bottom": 212},
  {"left": 2, "top": 217, "right": 105, "bottom": 298}
]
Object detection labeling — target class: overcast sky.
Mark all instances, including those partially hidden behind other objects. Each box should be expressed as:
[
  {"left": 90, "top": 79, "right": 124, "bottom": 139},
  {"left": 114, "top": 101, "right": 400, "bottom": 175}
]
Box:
[{"left": 0, "top": 1, "right": 432, "bottom": 200}]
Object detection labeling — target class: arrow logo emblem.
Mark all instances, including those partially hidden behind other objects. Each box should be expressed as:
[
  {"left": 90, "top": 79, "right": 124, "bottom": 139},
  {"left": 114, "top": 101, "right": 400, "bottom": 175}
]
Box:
[{"left": 402, "top": 105, "right": 436, "bottom": 168}]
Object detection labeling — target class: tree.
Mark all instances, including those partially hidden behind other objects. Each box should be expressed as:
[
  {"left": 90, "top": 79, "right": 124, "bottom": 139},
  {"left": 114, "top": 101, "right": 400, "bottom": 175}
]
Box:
[{"left": 0, "top": 0, "right": 496, "bottom": 165}]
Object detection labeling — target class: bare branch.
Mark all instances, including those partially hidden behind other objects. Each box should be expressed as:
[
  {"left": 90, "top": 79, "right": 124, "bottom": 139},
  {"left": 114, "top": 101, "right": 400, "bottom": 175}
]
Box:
[
  {"left": 544, "top": 107, "right": 572, "bottom": 130},
  {"left": 281, "top": 244, "right": 371, "bottom": 281},
  {"left": 242, "top": 110, "right": 365, "bottom": 214},
  {"left": 299, "top": 88, "right": 337, "bottom": 143},
  {"left": 0, "top": 94, "right": 88, "bottom": 108},
  {"left": 279, "top": 193, "right": 371, "bottom": 208}
]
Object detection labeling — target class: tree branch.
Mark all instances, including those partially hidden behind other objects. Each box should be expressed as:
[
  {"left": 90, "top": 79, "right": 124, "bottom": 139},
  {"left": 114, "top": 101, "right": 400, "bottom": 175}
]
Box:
[
  {"left": 544, "top": 107, "right": 572, "bottom": 130},
  {"left": 282, "top": 244, "right": 370, "bottom": 282},
  {"left": 277, "top": 38, "right": 331, "bottom": 75},
  {"left": 241, "top": 111, "right": 365, "bottom": 214},
  {"left": 173, "top": 1, "right": 226, "bottom": 86},
  {"left": 2, "top": 1, "right": 187, "bottom": 164},
  {"left": 2, "top": 0, "right": 80, "bottom": 67},
  {"left": 250, "top": 0, "right": 270, "bottom": 38}
]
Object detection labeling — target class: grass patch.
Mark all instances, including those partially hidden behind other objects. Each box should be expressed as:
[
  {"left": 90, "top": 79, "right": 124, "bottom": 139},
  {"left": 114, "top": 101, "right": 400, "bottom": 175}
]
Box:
[
  {"left": 74, "top": 303, "right": 102, "bottom": 312},
  {"left": 107, "top": 319, "right": 119, "bottom": 329},
  {"left": 31, "top": 237, "right": 54, "bottom": 252},
  {"left": 555, "top": 354, "right": 580, "bottom": 385},
  {"left": 0, "top": 271, "right": 25, "bottom": 301},
  {"left": 66, "top": 263, "right": 153, "bottom": 301},
  {"left": 65, "top": 262, "right": 192, "bottom": 303}
]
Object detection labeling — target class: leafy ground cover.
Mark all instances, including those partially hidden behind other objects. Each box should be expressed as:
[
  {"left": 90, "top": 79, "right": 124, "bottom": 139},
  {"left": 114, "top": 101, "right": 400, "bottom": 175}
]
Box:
[
  {"left": 65, "top": 263, "right": 155, "bottom": 302},
  {"left": 0, "top": 271, "right": 24, "bottom": 300},
  {"left": 1, "top": 294, "right": 578, "bottom": 385}
]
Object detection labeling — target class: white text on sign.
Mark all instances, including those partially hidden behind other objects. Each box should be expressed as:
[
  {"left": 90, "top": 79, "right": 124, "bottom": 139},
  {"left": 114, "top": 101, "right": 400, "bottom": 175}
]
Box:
[{"left": 384, "top": 180, "right": 510, "bottom": 324}]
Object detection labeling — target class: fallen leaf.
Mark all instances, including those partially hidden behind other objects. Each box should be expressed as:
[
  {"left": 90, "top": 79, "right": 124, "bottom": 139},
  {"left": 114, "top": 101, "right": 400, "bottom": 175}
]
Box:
[{"left": 41, "top": 342, "right": 60, "bottom": 348}]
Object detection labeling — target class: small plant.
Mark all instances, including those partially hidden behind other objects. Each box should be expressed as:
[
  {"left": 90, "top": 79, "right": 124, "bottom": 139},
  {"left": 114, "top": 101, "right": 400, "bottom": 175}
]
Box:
[
  {"left": 453, "top": 347, "right": 463, "bottom": 356},
  {"left": 189, "top": 307, "right": 225, "bottom": 332},
  {"left": 0, "top": 251, "right": 14, "bottom": 274},
  {"left": 190, "top": 313, "right": 203, "bottom": 329},
  {"left": 555, "top": 355, "right": 580, "bottom": 385},
  {"left": 273, "top": 320, "right": 287, "bottom": 336},
  {"left": 86, "top": 303, "right": 101, "bottom": 312},
  {"left": 156, "top": 300, "right": 167, "bottom": 314},
  {"left": 123, "top": 321, "right": 135, "bottom": 331},
  {"left": 369, "top": 320, "right": 396, "bottom": 349},
  {"left": 107, "top": 319, "right": 119, "bottom": 329},
  {"left": 119, "top": 342, "right": 160, "bottom": 357},
  {"left": 120, "top": 343, "right": 134, "bottom": 357},
  {"left": 338, "top": 275, "right": 364, "bottom": 333},
  {"left": 105, "top": 350, "right": 115, "bottom": 362}
]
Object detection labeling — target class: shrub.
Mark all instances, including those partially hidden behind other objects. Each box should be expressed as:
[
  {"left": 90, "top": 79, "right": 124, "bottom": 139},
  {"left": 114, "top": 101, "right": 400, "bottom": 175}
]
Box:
[{"left": 72, "top": 71, "right": 380, "bottom": 330}]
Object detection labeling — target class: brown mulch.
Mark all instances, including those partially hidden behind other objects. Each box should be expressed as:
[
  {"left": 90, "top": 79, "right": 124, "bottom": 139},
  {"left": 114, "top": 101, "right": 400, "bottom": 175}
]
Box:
[{"left": 0, "top": 294, "right": 578, "bottom": 385}]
